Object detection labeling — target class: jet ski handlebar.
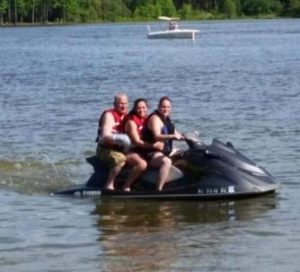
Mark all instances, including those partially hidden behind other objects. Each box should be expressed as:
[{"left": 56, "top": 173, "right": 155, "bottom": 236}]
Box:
[
  {"left": 182, "top": 134, "right": 221, "bottom": 159},
  {"left": 183, "top": 134, "right": 205, "bottom": 149}
]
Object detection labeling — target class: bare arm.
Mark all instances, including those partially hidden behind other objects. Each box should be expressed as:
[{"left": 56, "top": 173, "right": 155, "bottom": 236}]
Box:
[
  {"left": 148, "top": 115, "right": 183, "bottom": 141},
  {"left": 125, "top": 120, "right": 163, "bottom": 150},
  {"left": 125, "top": 120, "right": 144, "bottom": 146},
  {"left": 99, "top": 112, "right": 115, "bottom": 144}
]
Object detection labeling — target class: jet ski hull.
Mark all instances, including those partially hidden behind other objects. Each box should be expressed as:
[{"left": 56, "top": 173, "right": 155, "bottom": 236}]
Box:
[
  {"left": 54, "top": 184, "right": 276, "bottom": 200},
  {"left": 54, "top": 138, "right": 278, "bottom": 200}
]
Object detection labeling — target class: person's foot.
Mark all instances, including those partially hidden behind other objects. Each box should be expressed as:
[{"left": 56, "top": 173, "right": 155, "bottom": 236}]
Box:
[
  {"left": 105, "top": 185, "right": 115, "bottom": 191},
  {"left": 122, "top": 187, "right": 131, "bottom": 192}
]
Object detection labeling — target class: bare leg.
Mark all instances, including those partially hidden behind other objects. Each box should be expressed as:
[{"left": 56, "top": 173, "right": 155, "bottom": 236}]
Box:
[
  {"left": 122, "top": 153, "right": 147, "bottom": 191},
  {"left": 149, "top": 152, "right": 172, "bottom": 191},
  {"left": 105, "top": 162, "right": 125, "bottom": 190}
]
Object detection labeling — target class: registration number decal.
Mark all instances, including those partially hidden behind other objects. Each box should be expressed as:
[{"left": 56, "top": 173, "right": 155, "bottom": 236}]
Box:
[
  {"left": 198, "top": 186, "right": 235, "bottom": 194},
  {"left": 74, "top": 190, "right": 102, "bottom": 197}
]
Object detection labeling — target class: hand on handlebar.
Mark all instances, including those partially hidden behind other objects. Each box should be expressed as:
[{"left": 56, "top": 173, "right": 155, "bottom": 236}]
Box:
[{"left": 173, "top": 131, "right": 185, "bottom": 141}]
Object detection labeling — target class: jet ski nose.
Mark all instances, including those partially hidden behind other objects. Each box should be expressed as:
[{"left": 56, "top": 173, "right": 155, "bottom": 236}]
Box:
[
  {"left": 242, "top": 164, "right": 271, "bottom": 177},
  {"left": 184, "top": 134, "right": 206, "bottom": 150}
]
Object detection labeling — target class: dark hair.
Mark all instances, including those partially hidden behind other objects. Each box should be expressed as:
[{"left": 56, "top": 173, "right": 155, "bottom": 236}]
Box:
[
  {"left": 129, "top": 98, "right": 149, "bottom": 115},
  {"left": 158, "top": 96, "right": 172, "bottom": 106}
]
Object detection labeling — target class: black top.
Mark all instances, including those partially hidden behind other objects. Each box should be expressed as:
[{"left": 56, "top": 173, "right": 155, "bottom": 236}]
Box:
[{"left": 142, "top": 110, "right": 175, "bottom": 155}]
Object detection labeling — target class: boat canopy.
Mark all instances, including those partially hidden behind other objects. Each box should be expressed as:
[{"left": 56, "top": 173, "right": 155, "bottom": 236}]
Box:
[{"left": 158, "top": 16, "right": 180, "bottom": 21}]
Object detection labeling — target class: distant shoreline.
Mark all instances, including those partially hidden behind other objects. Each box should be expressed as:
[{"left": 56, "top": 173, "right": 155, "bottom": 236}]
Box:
[
  {"left": 0, "top": 22, "right": 75, "bottom": 28},
  {"left": 1, "top": 16, "right": 295, "bottom": 28}
]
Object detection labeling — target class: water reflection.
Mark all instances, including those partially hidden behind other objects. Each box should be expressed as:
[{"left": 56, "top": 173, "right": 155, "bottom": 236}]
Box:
[{"left": 92, "top": 197, "right": 276, "bottom": 271}]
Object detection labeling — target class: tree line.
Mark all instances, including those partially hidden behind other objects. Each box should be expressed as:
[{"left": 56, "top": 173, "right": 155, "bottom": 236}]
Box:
[{"left": 1, "top": 0, "right": 300, "bottom": 25}]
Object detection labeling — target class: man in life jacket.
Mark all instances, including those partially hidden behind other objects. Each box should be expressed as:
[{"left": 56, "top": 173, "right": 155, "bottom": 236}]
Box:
[{"left": 96, "top": 94, "right": 145, "bottom": 191}]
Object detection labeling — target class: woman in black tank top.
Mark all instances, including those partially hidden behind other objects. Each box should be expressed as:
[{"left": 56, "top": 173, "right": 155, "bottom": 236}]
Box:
[{"left": 143, "top": 96, "right": 183, "bottom": 191}]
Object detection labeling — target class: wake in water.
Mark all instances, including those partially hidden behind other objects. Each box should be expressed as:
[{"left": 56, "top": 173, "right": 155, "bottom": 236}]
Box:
[{"left": 0, "top": 154, "right": 81, "bottom": 195}]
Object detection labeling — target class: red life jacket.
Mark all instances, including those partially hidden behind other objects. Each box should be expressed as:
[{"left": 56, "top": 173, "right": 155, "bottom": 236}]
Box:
[
  {"left": 128, "top": 114, "right": 146, "bottom": 136},
  {"left": 106, "top": 108, "right": 126, "bottom": 133},
  {"left": 96, "top": 108, "right": 126, "bottom": 142}
]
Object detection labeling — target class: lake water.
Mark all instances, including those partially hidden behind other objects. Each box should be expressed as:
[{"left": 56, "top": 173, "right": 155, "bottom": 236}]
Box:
[{"left": 0, "top": 19, "right": 300, "bottom": 271}]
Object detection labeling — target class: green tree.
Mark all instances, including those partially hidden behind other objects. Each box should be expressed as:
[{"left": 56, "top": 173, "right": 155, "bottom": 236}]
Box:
[
  {"left": 101, "top": 0, "right": 130, "bottom": 21},
  {"left": 282, "top": 0, "right": 300, "bottom": 16},
  {"left": 17, "top": 0, "right": 28, "bottom": 22},
  {"left": 157, "top": 0, "right": 176, "bottom": 16},
  {"left": 241, "top": 0, "right": 281, "bottom": 16},
  {"left": 222, "top": 0, "right": 237, "bottom": 18},
  {"left": 89, "top": 0, "right": 102, "bottom": 21},
  {"left": 0, "top": 0, "right": 8, "bottom": 24},
  {"left": 65, "top": 0, "right": 80, "bottom": 22},
  {"left": 179, "top": 3, "right": 192, "bottom": 19},
  {"left": 134, "top": 3, "right": 160, "bottom": 19},
  {"left": 30, "top": 0, "right": 36, "bottom": 23}
]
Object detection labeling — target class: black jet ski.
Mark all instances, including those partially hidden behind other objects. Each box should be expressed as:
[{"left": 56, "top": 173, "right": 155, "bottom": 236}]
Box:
[{"left": 54, "top": 137, "right": 278, "bottom": 200}]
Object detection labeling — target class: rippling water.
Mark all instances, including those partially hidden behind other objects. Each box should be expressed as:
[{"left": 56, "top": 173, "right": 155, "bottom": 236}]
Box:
[{"left": 1, "top": 19, "right": 300, "bottom": 271}]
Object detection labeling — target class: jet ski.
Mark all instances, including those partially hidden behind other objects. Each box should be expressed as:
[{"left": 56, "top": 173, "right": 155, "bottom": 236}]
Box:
[{"left": 54, "top": 136, "right": 278, "bottom": 200}]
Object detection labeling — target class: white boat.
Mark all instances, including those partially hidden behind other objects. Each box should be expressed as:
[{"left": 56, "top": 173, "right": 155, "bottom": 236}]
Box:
[{"left": 147, "top": 16, "right": 199, "bottom": 40}]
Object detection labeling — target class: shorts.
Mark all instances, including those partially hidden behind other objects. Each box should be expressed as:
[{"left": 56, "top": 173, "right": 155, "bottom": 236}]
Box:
[
  {"left": 131, "top": 147, "right": 157, "bottom": 161},
  {"left": 96, "top": 145, "right": 126, "bottom": 168}
]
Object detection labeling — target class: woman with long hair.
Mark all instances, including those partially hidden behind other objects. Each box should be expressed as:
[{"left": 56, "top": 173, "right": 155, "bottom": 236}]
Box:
[
  {"left": 122, "top": 98, "right": 162, "bottom": 191},
  {"left": 143, "top": 96, "right": 183, "bottom": 191}
]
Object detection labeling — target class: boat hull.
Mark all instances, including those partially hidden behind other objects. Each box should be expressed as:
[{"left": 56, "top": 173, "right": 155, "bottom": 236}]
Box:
[{"left": 147, "top": 29, "right": 199, "bottom": 39}]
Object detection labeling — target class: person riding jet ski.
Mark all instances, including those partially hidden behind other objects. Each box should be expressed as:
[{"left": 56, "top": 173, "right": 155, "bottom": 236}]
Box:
[
  {"left": 142, "top": 96, "right": 184, "bottom": 191},
  {"left": 96, "top": 93, "right": 144, "bottom": 191}
]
